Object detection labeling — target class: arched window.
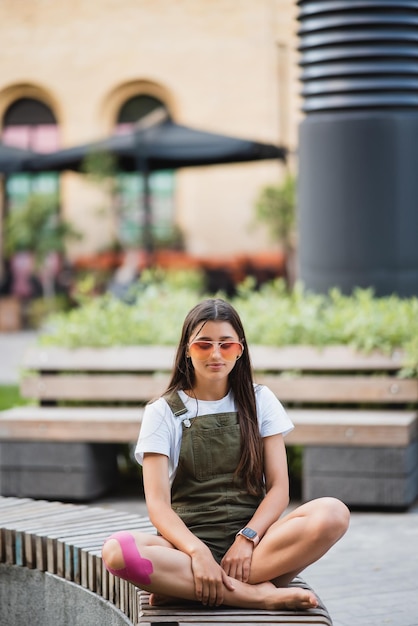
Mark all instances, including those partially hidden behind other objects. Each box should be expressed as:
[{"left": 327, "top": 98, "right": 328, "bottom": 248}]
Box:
[
  {"left": 1, "top": 97, "right": 61, "bottom": 301},
  {"left": 3, "top": 97, "right": 58, "bottom": 149},
  {"left": 117, "top": 94, "right": 171, "bottom": 128},
  {"left": 2, "top": 97, "right": 60, "bottom": 211},
  {"left": 114, "top": 95, "right": 177, "bottom": 250}
]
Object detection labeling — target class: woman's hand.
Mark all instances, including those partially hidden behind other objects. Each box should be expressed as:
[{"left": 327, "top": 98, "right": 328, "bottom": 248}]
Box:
[
  {"left": 220, "top": 536, "right": 255, "bottom": 582},
  {"left": 190, "top": 548, "right": 235, "bottom": 606}
]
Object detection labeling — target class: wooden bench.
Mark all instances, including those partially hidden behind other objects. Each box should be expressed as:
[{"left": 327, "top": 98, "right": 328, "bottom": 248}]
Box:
[
  {"left": 0, "top": 345, "right": 417, "bottom": 507},
  {"left": 0, "top": 495, "right": 333, "bottom": 626}
]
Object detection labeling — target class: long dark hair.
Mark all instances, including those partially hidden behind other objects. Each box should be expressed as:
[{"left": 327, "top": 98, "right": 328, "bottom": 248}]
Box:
[{"left": 165, "top": 298, "right": 264, "bottom": 496}]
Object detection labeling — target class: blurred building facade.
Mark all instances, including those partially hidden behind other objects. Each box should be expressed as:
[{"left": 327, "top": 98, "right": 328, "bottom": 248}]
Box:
[{"left": 0, "top": 0, "right": 300, "bottom": 271}]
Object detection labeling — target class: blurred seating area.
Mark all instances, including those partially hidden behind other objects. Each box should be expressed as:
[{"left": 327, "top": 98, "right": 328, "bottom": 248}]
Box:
[
  {"left": 75, "top": 248, "right": 286, "bottom": 296},
  {"left": 0, "top": 248, "right": 286, "bottom": 331}
]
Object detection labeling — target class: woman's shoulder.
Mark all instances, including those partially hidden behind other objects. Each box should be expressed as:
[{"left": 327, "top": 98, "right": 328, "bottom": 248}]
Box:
[
  {"left": 144, "top": 394, "right": 174, "bottom": 418},
  {"left": 254, "top": 383, "right": 280, "bottom": 403},
  {"left": 255, "top": 383, "right": 290, "bottom": 414},
  {"left": 254, "top": 383, "right": 294, "bottom": 435},
  {"left": 146, "top": 395, "right": 168, "bottom": 409},
  {"left": 146, "top": 391, "right": 192, "bottom": 420},
  {"left": 140, "top": 394, "right": 181, "bottom": 442}
]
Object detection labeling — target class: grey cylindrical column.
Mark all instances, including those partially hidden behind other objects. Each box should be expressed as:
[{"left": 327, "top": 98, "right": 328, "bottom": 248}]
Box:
[{"left": 297, "top": 1, "right": 418, "bottom": 296}]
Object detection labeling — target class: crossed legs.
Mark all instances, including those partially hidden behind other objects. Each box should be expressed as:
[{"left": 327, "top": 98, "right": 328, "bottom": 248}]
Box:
[{"left": 102, "top": 497, "right": 349, "bottom": 610}]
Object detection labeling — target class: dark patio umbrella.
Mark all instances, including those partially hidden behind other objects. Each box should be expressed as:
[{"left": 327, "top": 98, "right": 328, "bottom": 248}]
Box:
[
  {"left": 0, "top": 143, "right": 40, "bottom": 174},
  {"left": 24, "top": 115, "right": 287, "bottom": 173},
  {"left": 22, "top": 112, "right": 287, "bottom": 255}
]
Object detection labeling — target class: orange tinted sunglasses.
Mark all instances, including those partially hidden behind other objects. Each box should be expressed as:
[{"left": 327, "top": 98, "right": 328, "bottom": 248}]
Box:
[{"left": 188, "top": 340, "right": 244, "bottom": 361}]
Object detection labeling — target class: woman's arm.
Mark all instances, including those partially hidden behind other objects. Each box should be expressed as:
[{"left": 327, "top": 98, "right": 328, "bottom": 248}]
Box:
[
  {"left": 248, "top": 433, "right": 290, "bottom": 531},
  {"left": 142, "top": 452, "right": 204, "bottom": 553},
  {"left": 142, "top": 452, "right": 235, "bottom": 604},
  {"left": 221, "top": 433, "right": 289, "bottom": 581}
]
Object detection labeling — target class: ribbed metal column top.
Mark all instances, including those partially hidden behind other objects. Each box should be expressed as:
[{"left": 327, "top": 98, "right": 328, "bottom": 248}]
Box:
[{"left": 298, "top": 1, "right": 418, "bottom": 112}]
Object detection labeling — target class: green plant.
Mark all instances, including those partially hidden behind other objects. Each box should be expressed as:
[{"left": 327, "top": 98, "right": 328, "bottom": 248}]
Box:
[
  {"left": 26, "top": 295, "right": 71, "bottom": 329},
  {"left": 254, "top": 173, "right": 296, "bottom": 251},
  {"left": 81, "top": 150, "right": 119, "bottom": 184},
  {"left": 0, "top": 385, "right": 30, "bottom": 410},
  {"left": 4, "top": 193, "right": 81, "bottom": 265},
  {"left": 82, "top": 150, "right": 184, "bottom": 255},
  {"left": 37, "top": 271, "right": 418, "bottom": 377},
  {"left": 40, "top": 269, "right": 205, "bottom": 347},
  {"left": 152, "top": 223, "right": 185, "bottom": 250}
]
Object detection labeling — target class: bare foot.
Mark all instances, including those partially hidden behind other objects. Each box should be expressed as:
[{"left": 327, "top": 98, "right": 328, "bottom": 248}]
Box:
[
  {"left": 262, "top": 583, "right": 318, "bottom": 611},
  {"left": 150, "top": 582, "right": 318, "bottom": 612}
]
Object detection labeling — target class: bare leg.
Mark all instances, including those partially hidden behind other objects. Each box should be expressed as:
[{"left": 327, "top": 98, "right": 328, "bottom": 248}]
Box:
[
  {"left": 250, "top": 497, "right": 350, "bottom": 587},
  {"left": 102, "top": 532, "right": 318, "bottom": 610}
]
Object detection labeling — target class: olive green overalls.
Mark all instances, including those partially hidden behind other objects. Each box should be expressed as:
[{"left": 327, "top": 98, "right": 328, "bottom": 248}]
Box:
[{"left": 165, "top": 392, "right": 264, "bottom": 563}]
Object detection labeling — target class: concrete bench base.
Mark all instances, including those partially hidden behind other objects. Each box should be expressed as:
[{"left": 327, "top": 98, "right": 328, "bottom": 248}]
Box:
[
  {"left": 0, "top": 442, "right": 119, "bottom": 501},
  {"left": 303, "top": 443, "right": 418, "bottom": 508},
  {"left": 0, "top": 564, "right": 132, "bottom": 626}
]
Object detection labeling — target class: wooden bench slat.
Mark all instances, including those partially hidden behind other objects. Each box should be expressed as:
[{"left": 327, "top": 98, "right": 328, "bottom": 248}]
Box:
[
  {"left": 1, "top": 405, "right": 416, "bottom": 447},
  {"left": 4, "top": 506, "right": 113, "bottom": 568},
  {"left": 0, "top": 406, "right": 142, "bottom": 442},
  {"left": 251, "top": 345, "right": 406, "bottom": 372},
  {"left": 2, "top": 503, "right": 84, "bottom": 566},
  {"left": 138, "top": 582, "right": 333, "bottom": 625},
  {"left": 21, "top": 373, "right": 418, "bottom": 404},
  {"left": 286, "top": 409, "right": 418, "bottom": 447},
  {"left": 23, "top": 346, "right": 176, "bottom": 372},
  {"left": 0, "top": 499, "right": 76, "bottom": 523},
  {"left": 21, "top": 374, "right": 169, "bottom": 401},
  {"left": 257, "top": 375, "right": 418, "bottom": 404}
]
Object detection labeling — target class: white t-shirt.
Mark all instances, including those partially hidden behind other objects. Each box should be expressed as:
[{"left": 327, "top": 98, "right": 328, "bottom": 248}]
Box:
[{"left": 135, "top": 385, "right": 294, "bottom": 486}]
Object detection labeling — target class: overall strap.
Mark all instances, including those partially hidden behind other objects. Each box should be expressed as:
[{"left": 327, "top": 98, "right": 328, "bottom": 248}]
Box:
[{"left": 163, "top": 391, "right": 188, "bottom": 417}]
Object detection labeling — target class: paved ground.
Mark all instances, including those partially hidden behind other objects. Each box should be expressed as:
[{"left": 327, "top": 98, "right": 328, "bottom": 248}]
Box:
[{"left": 1, "top": 331, "right": 418, "bottom": 626}]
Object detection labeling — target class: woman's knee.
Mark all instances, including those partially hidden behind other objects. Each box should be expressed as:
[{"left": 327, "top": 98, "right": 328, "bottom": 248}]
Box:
[
  {"left": 102, "top": 531, "right": 143, "bottom": 570},
  {"left": 102, "top": 536, "right": 124, "bottom": 570},
  {"left": 314, "top": 497, "right": 350, "bottom": 541},
  {"left": 101, "top": 531, "right": 154, "bottom": 584}
]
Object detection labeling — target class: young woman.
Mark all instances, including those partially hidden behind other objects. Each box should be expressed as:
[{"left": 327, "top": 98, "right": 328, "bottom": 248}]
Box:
[{"left": 102, "top": 298, "right": 349, "bottom": 611}]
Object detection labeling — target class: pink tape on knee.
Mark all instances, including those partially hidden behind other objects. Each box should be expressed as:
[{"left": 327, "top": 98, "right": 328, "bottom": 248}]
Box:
[{"left": 104, "top": 531, "right": 153, "bottom": 585}]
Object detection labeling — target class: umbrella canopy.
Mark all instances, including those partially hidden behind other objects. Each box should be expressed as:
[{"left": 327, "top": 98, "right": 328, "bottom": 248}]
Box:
[
  {"left": 11, "top": 113, "right": 287, "bottom": 258},
  {"left": 0, "top": 143, "right": 40, "bottom": 174},
  {"left": 24, "top": 117, "right": 287, "bottom": 173}
]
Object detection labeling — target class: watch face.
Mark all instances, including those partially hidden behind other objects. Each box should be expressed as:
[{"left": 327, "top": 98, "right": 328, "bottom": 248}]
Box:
[{"left": 242, "top": 527, "right": 257, "bottom": 539}]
